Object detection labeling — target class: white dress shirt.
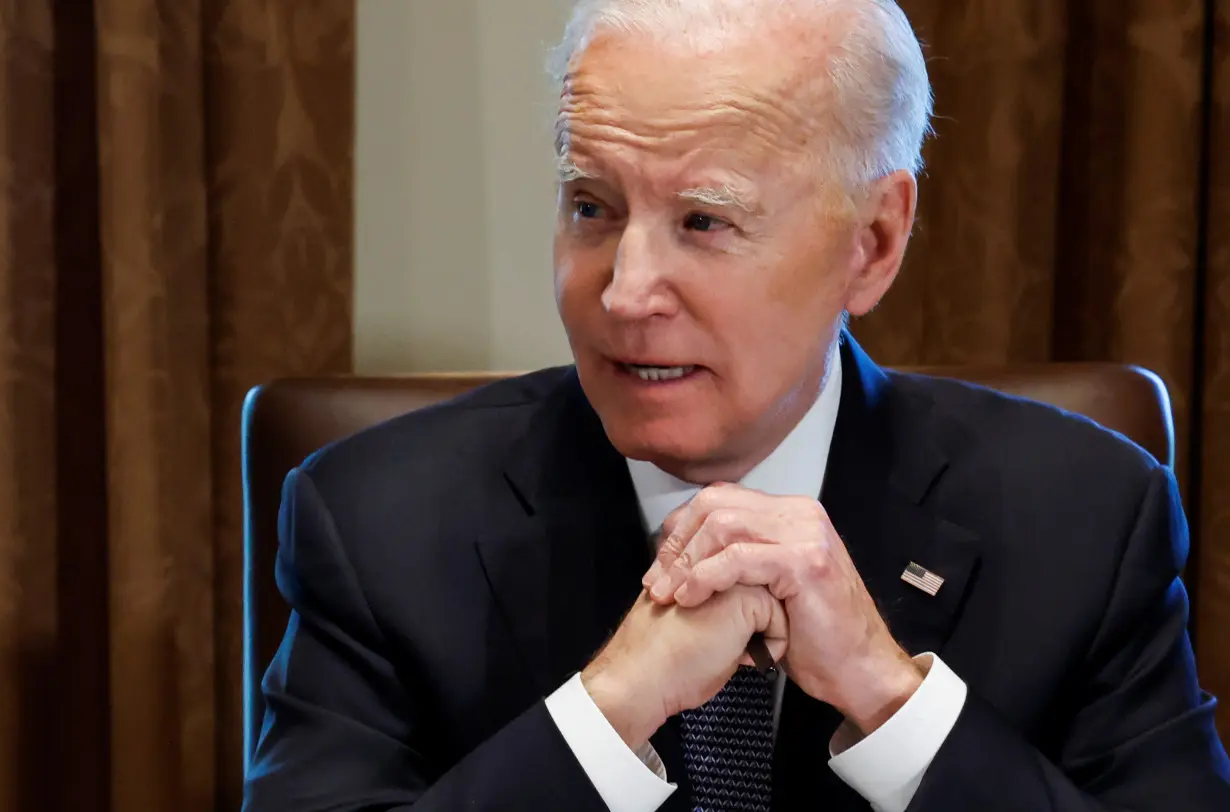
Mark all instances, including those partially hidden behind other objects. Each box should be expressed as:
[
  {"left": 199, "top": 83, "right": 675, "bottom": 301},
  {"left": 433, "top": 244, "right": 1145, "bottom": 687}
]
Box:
[{"left": 545, "top": 350, "right": 969, "bottom": 812}]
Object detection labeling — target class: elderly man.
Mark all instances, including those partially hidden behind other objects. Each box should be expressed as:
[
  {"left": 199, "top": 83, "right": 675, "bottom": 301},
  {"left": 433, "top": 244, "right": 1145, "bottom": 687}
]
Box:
[{"left": 244, "top": 0, "right": 1230, "bottom": 810}]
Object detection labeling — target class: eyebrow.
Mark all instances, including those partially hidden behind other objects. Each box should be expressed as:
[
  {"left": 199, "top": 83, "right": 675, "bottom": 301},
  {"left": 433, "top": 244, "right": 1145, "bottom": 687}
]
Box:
[
  {"left": 678, "top": 185, "right": 757, "bottom": 213},
  {"left": 556, "top": 157, "right": 760, "bottom": 214},
  {"left": 556, "top": 156, "right": 595, "bottom": 183}
]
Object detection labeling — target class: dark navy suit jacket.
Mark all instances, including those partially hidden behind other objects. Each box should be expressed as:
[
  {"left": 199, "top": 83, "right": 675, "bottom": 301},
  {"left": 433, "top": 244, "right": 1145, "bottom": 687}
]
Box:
[{"left": 244, "top": 336, "right": 1230, "bottom": 810}]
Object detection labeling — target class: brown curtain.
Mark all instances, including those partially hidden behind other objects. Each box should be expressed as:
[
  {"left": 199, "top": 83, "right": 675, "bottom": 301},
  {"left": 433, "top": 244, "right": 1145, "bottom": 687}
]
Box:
[
  {"left": 855, "top": 1, "right": 1229, "bottom": 735},
  {"left": 0, "top": 1, "right": 353, "bottom": 811}
]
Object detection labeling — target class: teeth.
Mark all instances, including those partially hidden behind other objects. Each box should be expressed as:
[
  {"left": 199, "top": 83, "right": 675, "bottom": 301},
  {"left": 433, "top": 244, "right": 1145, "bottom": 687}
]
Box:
[{"left": 630, "top": 365, "right": 696, "bottom": 382}]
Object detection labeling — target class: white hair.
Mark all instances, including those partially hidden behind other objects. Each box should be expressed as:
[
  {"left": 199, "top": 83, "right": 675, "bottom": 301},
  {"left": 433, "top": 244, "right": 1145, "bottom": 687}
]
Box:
[{"left": 547, "top": 0, "right": 934, "bottom": 195}]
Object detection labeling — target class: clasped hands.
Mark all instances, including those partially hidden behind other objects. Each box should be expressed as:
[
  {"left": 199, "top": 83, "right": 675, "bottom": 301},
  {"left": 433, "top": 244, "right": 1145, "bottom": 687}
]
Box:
[{"left": 581, "top": 483, "right": 924, "bottom": 750}]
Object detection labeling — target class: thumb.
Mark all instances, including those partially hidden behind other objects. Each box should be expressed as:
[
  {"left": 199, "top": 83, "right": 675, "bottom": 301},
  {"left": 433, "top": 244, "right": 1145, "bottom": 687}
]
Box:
[
  {"left": 737, "top": 598, "right": 789, "bottom": 667},
  {"left": 761, "top": 592, "right": 789, "bottom": 662},
  {"left": 738, "top": 586, "right": 789, "bottom": 661}
]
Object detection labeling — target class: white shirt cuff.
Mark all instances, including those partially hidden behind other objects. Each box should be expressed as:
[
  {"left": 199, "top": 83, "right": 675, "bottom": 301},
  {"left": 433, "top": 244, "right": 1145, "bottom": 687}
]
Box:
[
  {"left": 545, "top": 672, "right": 676, "bottom": 812},
  {"left": 828, "top": 653, "right": 967, "bottom": 812}
]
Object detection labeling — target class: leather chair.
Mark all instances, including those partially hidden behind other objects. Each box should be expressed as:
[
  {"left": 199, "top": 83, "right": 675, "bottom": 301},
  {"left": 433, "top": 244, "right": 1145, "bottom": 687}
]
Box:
[{"left": 241, "top": 364, "right": 1174, "bottom": 765}]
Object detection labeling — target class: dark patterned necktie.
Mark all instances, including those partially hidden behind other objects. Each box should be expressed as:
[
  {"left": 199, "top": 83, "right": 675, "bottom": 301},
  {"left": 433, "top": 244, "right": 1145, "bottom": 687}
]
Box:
[{"left": 679, "top": 665, "right": 776, "bottom": 811}]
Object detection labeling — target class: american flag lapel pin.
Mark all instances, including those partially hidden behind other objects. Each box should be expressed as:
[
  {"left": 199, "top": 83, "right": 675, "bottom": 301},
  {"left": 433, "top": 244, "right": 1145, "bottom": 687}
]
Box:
[{"left": 901, "top": 561, "right": 945, "bottom": 596}]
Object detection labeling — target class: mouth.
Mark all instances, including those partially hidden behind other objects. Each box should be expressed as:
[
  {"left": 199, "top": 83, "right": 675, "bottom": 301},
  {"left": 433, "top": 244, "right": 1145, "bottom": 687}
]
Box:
[{"left": 615, "top": 362, "right": 703, "bottom": 383}]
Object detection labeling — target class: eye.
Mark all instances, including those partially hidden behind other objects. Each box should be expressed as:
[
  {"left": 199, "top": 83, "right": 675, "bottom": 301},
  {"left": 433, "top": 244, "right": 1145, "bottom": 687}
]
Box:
[
  {"left": 684, "top": 213, "right": 730, "bottom": 233},
  {"left": 573, "top": 199, "right": 604, "bottom": 220}
]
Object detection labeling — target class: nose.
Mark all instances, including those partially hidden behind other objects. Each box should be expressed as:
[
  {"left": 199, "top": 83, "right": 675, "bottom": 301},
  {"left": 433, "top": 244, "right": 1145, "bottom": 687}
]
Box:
[{"left": 601, "top": 226, "right": 677, "bottom": 321}]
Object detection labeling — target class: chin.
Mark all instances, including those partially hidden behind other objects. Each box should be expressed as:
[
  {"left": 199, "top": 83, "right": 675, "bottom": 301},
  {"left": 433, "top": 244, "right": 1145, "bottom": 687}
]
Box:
[
  {"left": 599, "top": 414, "right": 719, "bottom": 472},
  {"left": 577, "top": 363, "right": 730, "bottom": 472}
]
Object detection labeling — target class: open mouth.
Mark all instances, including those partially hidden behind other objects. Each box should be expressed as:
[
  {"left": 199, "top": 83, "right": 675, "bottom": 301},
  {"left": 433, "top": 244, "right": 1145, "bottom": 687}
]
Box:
[{"left": 618, "top": 363, "right": 701, "bottom": 382}]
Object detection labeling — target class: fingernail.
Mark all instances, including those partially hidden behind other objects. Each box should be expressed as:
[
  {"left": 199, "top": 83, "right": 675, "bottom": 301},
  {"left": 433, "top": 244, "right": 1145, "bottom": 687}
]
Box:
[
  {"left": 675, "top": 583, "right": 690, "bottom": 602},
  {"left": 651, "top": 579, "right": 671, "bottom": 600},
  {"left": 644, "top": 561, "right": 663, "bottom": 586}
]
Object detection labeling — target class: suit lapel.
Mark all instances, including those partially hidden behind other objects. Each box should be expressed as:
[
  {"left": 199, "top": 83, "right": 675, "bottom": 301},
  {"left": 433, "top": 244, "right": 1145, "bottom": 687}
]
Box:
[
  {"left": 774, "top": 335, "right": 982, "bottom": 811},
  {"left": 476, "top": 369, "right": 650, "bottom": 693},
  {"left": 821, "top": 335, "right": 981, "bottom": 659},
  {"left": 478, "top": 371, "right": 697, "bottom": 806}
]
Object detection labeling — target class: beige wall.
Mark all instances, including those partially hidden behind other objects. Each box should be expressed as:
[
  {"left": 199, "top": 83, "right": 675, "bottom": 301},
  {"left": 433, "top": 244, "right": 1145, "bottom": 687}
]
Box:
[{"left": 355, "top": 0, "right": 576, "bottom": 373}]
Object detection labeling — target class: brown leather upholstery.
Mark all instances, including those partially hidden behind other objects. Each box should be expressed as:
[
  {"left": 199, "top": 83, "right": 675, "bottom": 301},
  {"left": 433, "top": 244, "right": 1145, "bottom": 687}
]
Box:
[{"left": 241, "top": 363, "right": 1174, "bottom": 763}]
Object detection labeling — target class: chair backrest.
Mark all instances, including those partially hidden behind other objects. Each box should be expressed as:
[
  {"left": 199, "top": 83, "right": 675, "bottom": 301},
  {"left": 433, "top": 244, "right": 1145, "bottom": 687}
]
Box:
[{"left": 241, "top": 363, "right": 1174, "bottom": 764}]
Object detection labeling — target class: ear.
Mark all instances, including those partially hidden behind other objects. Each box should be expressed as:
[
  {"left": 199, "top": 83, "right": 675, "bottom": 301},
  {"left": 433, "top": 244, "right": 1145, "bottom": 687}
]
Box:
[{"left": 844, "top": 170, "right": 917, "bottom": 317}]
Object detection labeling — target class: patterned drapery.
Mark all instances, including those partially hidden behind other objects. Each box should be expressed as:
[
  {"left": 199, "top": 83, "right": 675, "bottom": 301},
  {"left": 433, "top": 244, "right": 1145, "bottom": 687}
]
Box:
[
  {"left": 857, "top": 0, "right": 1230, "bottom": 736},
  {"left": 0, "top": 2, "right": 354, "bottom": 810}
]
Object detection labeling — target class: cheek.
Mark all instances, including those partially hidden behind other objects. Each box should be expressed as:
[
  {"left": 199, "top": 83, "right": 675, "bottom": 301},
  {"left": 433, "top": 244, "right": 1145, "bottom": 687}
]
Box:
[
  {"left": 552, "top": 246, "right": 575, "bottom": 308},
  {"left": 554, "top": 240, "right": 611, "bottom": 330},
  {"left": 713, "top": 292, "right": 831, "bottom": 403},
  {"left": 762, "top": 258, "right": 849, "bottom": 350},
  {"left": 698, "top": 290, "right": 789, "bottom": 380},
  {"left": 724, "top": 323, "right": 799, "bottom": 391}
]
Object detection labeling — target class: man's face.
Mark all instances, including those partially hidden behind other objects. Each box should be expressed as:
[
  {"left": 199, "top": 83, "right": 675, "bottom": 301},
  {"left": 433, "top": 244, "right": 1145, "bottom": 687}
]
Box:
[{"left": 554, "top": 32, "right": 864, "bottom": 480}]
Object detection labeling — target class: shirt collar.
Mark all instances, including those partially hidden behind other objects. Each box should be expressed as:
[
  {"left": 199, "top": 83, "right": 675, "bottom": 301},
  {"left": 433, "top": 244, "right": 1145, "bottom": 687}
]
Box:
[{"left": 626, "top": 348, "right": 843, "bottom": 533}]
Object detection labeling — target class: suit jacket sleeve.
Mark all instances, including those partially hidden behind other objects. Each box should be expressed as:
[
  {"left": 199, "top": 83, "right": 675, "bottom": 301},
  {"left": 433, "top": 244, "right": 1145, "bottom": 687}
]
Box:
[
  {"left": 907, "top": 466, "right": 1230, "bottom": 811},
  {"left": 243, "top": 467, "right": 611, "bottom": 812}
]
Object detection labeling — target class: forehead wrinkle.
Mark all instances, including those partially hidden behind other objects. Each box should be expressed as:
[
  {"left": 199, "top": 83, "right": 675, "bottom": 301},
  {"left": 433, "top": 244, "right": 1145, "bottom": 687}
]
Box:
[
  {"left": 558, "top": 116, "right": 803, "bottom": 215},
  {"left": 556, "top": 113, "right": 807, "bottom": 186},
  {"left": 557, "top": 70, "right": 815, "bottom": 159}
]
